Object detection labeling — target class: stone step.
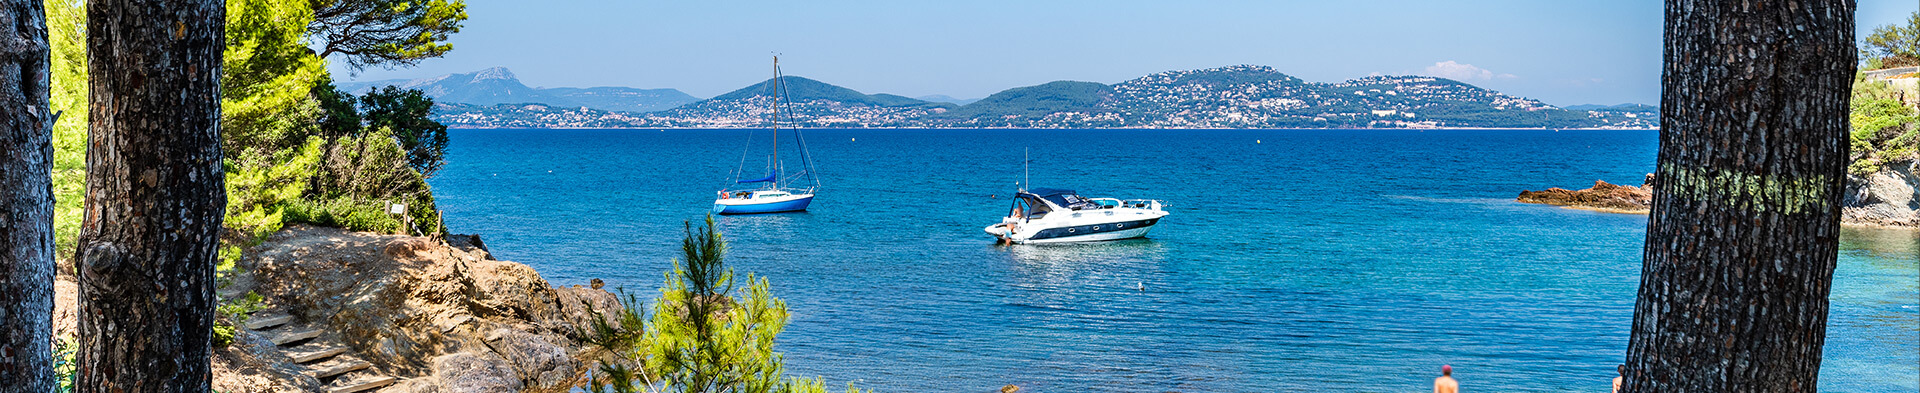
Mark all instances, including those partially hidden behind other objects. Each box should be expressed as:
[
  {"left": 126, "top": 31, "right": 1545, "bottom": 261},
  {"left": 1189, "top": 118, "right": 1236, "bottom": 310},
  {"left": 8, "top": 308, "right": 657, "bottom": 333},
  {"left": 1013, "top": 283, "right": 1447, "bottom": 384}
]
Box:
[
  {"left": 286, "top": 344, "right": 348, "bottom": 363},
  {"left": 326, "top": 375, "right": 396, "bottom": 393},
  {"left": 244, "top": 314, "right": 293, "bottom": 330},
  {"left": 305, "top": 356, "right": 370, "bottom": 379},
  {"left": 269, "top": 329, "right": 323, "bottom": 346},
  {"left": 216, "top": 287, "right": 247, "bottom": 300}
]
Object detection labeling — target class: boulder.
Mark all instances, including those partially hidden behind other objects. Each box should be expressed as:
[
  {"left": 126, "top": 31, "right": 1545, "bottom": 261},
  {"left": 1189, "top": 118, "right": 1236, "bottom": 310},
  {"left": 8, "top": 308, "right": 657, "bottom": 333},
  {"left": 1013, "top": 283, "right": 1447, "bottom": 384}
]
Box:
[
  {"left": 484, "top": 328, "right": 577, "bottom": 390},
  {"left": 434, "top": 353, "right": 524, "bottom": 393}
]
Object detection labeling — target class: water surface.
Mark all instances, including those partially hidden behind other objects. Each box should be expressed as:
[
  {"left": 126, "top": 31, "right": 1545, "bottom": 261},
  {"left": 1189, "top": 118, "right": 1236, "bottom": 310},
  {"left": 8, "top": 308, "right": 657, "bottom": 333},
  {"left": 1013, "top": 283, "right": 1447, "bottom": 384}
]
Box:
[{"left": 430, "top": 128, "right": 1918, "bottom": 392}]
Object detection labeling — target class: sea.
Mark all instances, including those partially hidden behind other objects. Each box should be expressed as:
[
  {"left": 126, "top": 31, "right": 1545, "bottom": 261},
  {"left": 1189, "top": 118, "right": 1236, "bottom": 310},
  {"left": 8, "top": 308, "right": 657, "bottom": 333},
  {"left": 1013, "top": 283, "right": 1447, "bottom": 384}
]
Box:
[{"left": 428, "top": 128, "right": 1919, "bottom": 392}]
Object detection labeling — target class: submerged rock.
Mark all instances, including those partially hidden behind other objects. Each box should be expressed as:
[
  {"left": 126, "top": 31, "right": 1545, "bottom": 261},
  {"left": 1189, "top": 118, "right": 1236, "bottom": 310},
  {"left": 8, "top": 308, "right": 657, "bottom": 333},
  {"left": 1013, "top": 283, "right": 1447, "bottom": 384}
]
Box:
[{"left": 1517, "top": 175, "right": 1654, "bottom": 213}]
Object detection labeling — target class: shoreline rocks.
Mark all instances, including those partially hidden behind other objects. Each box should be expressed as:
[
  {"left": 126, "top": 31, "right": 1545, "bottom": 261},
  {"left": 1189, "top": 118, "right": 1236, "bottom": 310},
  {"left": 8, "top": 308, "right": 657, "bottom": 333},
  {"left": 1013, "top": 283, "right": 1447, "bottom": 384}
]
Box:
[
  {"left": 209, "top": 225, "right": 623, "bottom": 392},
  {"left": 1843, "top": 160, "right": 1920, "bottom": 228},
  {"left": 1518, "top": 163, "right": 1919, "bottom": 229},
  {"left": 1516, "top": 175, "right": 1654, "bottom": 214}
]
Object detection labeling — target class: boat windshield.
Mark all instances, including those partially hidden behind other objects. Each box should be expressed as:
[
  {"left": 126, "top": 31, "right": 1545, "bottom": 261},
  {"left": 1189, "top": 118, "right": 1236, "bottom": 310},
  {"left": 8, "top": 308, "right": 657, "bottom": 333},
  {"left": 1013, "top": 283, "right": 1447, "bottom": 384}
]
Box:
[{"left": 1016, "top": 195, "right": 1052, "bottom": 219}]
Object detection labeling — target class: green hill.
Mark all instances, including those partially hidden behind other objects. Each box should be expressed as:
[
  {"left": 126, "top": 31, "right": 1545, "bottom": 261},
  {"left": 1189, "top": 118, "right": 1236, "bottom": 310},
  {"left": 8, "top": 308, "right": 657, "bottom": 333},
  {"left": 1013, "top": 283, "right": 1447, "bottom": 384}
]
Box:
[
  {"left": 709, "top": 76, "right": 937, "bottom": 108},
  {"left": 936, "top": 81, "right": 1117, "bottom": 125}
]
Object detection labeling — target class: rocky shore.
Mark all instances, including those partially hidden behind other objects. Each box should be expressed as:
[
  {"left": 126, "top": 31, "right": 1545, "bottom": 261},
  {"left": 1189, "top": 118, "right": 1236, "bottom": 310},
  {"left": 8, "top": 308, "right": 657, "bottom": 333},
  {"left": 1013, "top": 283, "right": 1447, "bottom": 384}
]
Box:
[
  {"left": 45, "top": 224, "right": 628, "bottom": 393},
  {"left": 1518, "top": 162, "right": 1919, "bottom": 229}
]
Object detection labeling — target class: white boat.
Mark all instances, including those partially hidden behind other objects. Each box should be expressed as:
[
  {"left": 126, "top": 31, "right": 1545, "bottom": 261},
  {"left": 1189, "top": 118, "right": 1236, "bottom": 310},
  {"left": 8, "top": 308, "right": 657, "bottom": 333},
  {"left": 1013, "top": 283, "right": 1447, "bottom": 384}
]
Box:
[
  {"left": 984, "top": 188, "right": 1169, "bottom": 244},
  {"left": 712, "top": 56, "right": 819, "bottom": 215}
]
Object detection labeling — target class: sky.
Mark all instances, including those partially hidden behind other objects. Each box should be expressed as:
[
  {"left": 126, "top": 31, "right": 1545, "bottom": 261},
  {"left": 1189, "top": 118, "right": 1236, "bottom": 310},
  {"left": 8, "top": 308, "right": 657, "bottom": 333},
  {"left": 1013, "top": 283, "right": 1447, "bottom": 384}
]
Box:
[{"left": 330, "top": 0, "right": 1919, "bottom": 107}]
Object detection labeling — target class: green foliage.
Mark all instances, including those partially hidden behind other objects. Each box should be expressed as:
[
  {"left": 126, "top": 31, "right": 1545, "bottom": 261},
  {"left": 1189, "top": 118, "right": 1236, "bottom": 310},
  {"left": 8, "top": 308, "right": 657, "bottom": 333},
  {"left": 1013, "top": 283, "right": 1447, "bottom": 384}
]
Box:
[
  {"left": 309, "top": 0, "right": 468, "bottom": 69},
  {"left": 225, "top": 136, "right": 329, "bottom": 241},
  {"left": 314, "top": 79, "right": 363, "bottom": 137},
  {"left": 303, "top": 129, "right": 444, "bottom": 235},
  {"left": 586, "top": 217, "right": 863, "bottom": 393},
  {"left": 361, "top": 86, "right": 450, "bottom": 178},
  {"left": 223, "top": 0, "right": 329, "bottom": 158},
  {"left": 46, "top": 0, "right": 85, "bottom": 266},
  {"left": 1862, "top": 11, "right": 1920, "bottom": 69},
  {"left": 1849, "top": 73, "right": 1920, "bottom": 174},
  {"left": 52, "top": 334, "right": 76, "bottom": 393},
  {"left": 281, "top": 197, "right": 404, "bottom": 233},
  {"left": 213, "top": 292, "right": 266, "bottom": 348}
]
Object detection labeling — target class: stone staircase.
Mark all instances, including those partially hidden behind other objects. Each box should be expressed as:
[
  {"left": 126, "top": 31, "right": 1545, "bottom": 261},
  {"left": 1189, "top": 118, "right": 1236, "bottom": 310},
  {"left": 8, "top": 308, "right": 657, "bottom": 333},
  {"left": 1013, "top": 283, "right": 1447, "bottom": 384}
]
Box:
[{"left": 244, "top": 308, "right": 399, "bottom": 393}]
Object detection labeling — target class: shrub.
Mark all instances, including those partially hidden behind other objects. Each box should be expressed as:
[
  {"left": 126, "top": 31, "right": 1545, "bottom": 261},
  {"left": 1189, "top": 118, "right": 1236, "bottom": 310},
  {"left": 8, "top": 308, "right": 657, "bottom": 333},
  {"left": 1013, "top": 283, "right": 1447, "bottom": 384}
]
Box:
[
  {"left": 584, "top": 217, "right": 864, "bottom": 393},
  {"left": 305, "top": 130, "right": 444, "bottom": 236},
  {"left": 282, "top": 197, "right": 404, "bottom": 234},
  {"left": 1849, "top": 73, "right": 1920, "bottom": 175}
]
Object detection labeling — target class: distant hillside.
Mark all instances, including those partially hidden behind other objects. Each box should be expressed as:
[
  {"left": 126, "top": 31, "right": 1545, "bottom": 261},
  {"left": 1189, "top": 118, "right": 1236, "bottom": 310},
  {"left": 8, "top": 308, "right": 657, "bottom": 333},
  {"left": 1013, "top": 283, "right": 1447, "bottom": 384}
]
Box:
[
  {"left": 338, "top": 67, "right": 699, "bottom": 113},
  {"left": 636, "top": 76, "right": 953, "bottom": 128},
  {"left": 915, "top": 95, "right": 981, "bottom": 105},
  {"left": 935, "top": 81, "right": 1120, "bottom": 127},
  {"left": 426, "top": 65, "right": 1661, "bottom": 129}
]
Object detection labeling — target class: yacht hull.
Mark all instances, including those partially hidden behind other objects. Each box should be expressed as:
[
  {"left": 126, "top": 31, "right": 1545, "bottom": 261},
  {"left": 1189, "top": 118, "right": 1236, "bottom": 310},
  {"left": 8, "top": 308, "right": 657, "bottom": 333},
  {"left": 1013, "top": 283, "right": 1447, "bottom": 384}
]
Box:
[
  {"left": 713, "top": 195, "right": 813, "bottom": 215},
  {"left": 986, "top": 217, "right": 1160, "bottom": 244}
]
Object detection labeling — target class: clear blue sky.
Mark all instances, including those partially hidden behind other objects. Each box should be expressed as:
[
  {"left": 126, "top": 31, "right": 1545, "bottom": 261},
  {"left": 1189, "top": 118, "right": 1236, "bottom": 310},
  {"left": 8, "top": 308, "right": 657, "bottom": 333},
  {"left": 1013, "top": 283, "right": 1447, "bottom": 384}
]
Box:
[{"left": 330, "top": 0, "right": 1918, "bottom": 107}]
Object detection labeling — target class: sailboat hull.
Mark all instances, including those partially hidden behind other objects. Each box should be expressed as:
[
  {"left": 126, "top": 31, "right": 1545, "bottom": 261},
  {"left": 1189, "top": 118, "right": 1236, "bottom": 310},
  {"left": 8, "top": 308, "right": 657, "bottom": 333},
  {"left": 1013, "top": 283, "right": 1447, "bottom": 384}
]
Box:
[{"left": 713, "top": 194, "right": 813, "bottom": 215}]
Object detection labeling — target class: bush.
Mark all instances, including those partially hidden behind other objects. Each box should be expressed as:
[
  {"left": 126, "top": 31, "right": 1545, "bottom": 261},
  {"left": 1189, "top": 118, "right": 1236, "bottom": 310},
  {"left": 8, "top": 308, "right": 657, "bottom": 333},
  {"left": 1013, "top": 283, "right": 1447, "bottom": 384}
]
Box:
[
  {"left": 304, "top": 130, "right": 444, "bottom": 236},
  {"left": 282, "top": 197, "right": 404, "bottom": 234},
  {"left": 1849, "top": 73, "right": 1920, "bottom": 174},
  {"left": 585, "top": 217, "right": 864, "bottom": 393},
  {"left": 225, "top": 136, "right": 327, "bottom": 242}
]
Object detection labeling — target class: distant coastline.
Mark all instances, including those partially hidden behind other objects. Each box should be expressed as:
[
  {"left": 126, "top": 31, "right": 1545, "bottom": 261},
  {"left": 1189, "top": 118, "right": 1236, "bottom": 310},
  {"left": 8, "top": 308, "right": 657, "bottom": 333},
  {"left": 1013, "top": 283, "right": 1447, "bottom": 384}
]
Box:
[
  {"left": 444, "top": 126, "right": 1659, "bottom": 131},
  {"left": 388, "top": 65, "right": 1661, "bottom": 130}
]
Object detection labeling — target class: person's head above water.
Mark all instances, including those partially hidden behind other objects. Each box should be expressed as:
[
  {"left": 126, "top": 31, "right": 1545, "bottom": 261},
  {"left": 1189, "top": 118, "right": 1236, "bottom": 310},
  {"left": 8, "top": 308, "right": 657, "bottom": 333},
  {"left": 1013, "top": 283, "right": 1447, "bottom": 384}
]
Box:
[
  {"left": 1442, "top": 365, "right": 1452, "bottom": 376},
  {"left": 1617, "top": 364, "right": 1626, "bottom": 376}
]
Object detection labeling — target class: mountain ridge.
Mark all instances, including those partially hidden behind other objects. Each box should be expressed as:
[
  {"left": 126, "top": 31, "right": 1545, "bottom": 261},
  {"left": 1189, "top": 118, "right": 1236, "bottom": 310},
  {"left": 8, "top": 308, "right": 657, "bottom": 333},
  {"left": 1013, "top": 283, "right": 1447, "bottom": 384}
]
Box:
[
  {"left": 337, "top": 67, "right": 700, "bottom": 113},
  {"left": 422, "top": 65, "right": 1660, "bottom": 129}
]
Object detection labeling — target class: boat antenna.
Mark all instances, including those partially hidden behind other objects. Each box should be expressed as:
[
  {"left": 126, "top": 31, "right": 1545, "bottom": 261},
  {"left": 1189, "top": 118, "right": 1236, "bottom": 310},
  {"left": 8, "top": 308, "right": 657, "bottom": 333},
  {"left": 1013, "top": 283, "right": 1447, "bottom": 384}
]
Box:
[{"left": 1022, "top": 147, "right": 1030, "bottom": 192}]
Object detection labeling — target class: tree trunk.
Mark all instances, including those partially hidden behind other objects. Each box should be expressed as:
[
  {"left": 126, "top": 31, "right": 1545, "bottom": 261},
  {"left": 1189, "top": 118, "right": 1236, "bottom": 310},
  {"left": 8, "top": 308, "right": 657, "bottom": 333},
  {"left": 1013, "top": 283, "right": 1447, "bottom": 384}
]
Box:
[
  {"left": 75, "top": 0, "right": 224, "bottom": 391},
  {"left": 1625, "top": 1, "right": 1855, "bottom": 392},
  {"left": 0, "top": 0, "right": 55, "bottom": 391}
]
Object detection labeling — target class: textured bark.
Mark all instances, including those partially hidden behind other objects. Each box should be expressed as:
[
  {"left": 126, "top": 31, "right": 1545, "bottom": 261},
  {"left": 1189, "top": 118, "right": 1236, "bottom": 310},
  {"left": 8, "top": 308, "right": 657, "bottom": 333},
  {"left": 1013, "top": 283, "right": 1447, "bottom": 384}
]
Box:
[
  {"left": 1624, "top": 1, "right": 1855, "bottom": 392},
  {"left": 75, "top": 0, "right": 224, "bottom": 392},
  {"left": 0, "top": 0, "right": 55, "bottom": 391}
]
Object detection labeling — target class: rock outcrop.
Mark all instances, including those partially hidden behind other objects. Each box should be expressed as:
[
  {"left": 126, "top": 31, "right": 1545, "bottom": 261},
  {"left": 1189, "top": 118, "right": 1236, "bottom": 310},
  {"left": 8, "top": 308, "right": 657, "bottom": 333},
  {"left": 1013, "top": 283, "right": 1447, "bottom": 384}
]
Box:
[
  {"left": 1843, "top": 160, "right": 1920, "bottom": 228},
  {"left": 1517, "top": 175, "right": 1655, "bottom": 213},
  {"left": 210, "top": 225, "right": 622, "bottom": 393},
  {"left": 1519, "top": 165, "right": 1920, "bottom": 229}
]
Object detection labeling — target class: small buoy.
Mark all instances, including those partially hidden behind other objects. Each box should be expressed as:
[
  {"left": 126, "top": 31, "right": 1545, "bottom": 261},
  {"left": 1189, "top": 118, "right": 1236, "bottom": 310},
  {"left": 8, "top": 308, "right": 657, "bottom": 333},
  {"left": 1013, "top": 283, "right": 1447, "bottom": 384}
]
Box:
[
  {"left": 851, "top": 137, "right": 856, "bottom": 141},
  {"left": 1256, "top": 139, "right": 1262, "bottom": 144},
  {"left": 548, "top": 170, "right": 553, "bottom": 173},
  {"left": 1138, "top": 282, "right": 1145, "bottom": 291}
]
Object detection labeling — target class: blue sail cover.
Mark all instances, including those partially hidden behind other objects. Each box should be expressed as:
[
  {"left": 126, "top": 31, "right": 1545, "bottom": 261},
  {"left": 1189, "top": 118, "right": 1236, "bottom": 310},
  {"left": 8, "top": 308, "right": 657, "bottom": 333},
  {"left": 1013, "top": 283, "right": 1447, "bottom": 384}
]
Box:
[{"left": 738, "top": 170, "right": 777, "bottom": 183}]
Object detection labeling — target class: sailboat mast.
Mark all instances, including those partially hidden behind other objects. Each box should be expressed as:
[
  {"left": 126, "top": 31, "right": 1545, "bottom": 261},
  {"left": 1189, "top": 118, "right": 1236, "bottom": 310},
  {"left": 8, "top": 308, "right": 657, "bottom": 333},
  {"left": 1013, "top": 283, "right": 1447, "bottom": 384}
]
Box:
[{"left": 771, "top": 56, "right": 780, "bottom": 187}]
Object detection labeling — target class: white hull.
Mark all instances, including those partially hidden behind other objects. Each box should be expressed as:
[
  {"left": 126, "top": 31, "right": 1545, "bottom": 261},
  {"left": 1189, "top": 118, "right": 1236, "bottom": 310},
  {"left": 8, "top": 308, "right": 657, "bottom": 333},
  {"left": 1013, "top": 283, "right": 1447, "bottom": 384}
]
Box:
[{"left": 987, "top": 223, "right": 1156, "bottom": 244}]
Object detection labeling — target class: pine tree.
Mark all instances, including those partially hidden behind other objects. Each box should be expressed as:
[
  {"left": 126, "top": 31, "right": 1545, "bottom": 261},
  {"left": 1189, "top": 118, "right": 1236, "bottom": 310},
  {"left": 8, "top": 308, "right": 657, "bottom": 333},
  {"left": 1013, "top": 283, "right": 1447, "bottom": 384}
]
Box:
[
  {"left": 0, "top": 0, "right": 57, "bottom": 391},
  {"left": 1623, "top": 0, "right": 1856, "bottom": 391},
  {"left": 74, "top": 0, "right": 225, "bottom": 391}
]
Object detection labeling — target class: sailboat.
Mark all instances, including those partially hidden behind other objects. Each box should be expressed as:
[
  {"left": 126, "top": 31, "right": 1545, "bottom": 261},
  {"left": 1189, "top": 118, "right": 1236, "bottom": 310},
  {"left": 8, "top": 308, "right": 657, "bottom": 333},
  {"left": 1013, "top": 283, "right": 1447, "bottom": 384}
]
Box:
[{"left": 713, "top": 56, "right": 820, "bottom": 215}]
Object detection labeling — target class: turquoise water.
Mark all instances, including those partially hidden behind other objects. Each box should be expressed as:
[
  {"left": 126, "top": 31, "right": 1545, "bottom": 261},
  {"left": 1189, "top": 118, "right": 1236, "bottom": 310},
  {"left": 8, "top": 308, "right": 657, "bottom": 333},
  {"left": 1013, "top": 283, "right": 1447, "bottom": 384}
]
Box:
[{"left": 430, "top": 128, "right": 1918, "bottom": 392}]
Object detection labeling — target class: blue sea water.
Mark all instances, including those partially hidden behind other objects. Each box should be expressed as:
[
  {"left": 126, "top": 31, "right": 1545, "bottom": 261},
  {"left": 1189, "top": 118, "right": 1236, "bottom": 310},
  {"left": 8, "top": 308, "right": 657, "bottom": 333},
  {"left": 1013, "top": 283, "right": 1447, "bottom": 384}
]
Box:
[{"left": 429, "top": 128, "right": 1919, "bottom": 392}]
